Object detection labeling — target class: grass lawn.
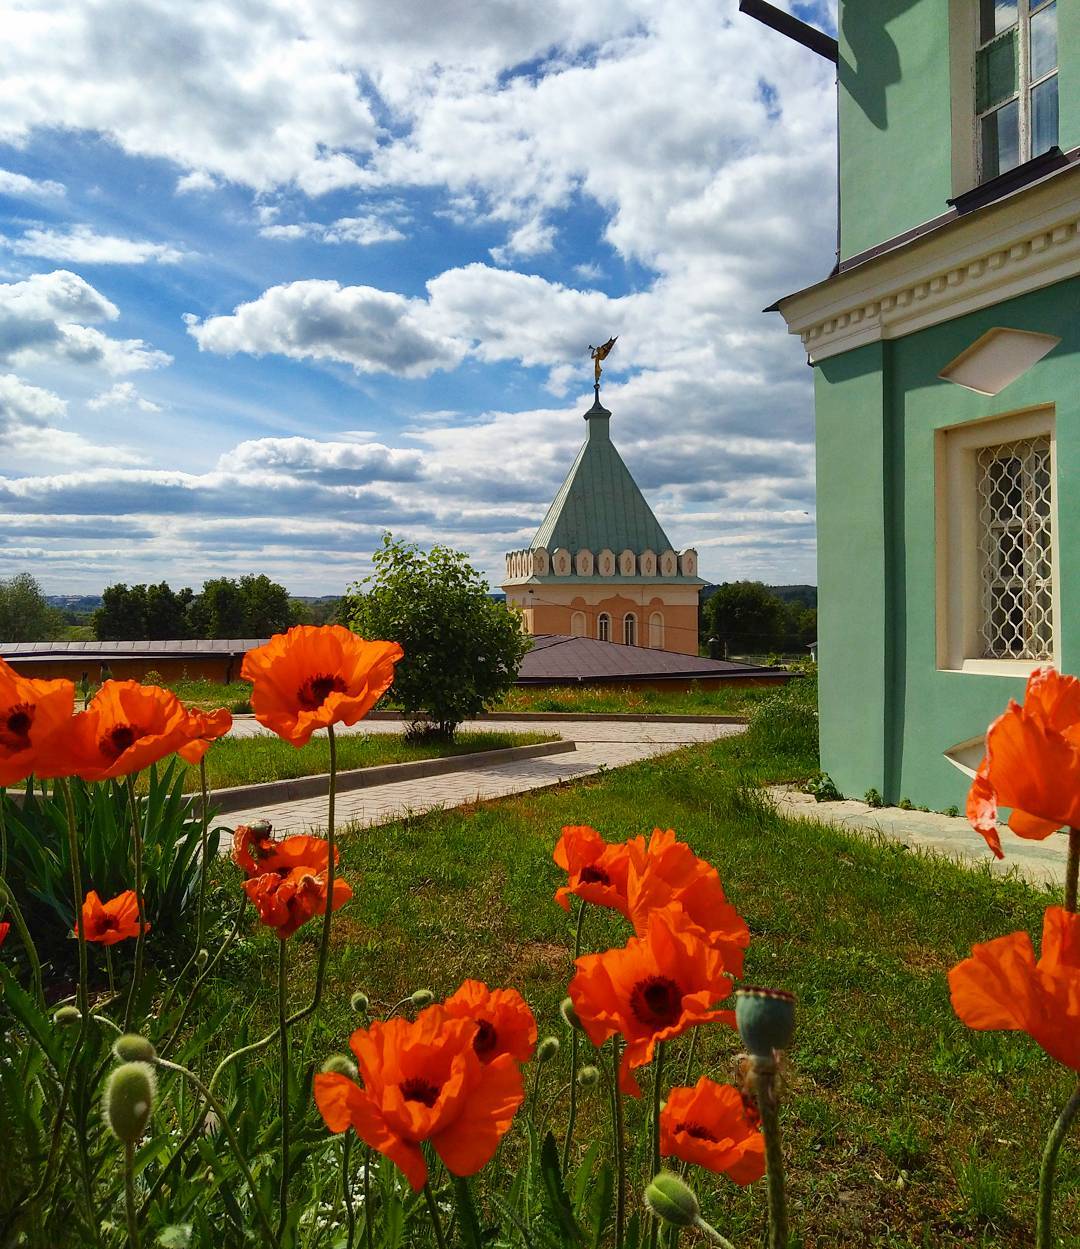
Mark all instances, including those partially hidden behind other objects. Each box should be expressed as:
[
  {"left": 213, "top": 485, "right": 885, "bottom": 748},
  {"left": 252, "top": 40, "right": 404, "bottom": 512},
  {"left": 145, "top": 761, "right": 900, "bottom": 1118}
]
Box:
[
  {"left": 148, "top": 729, "right": 555, "bottom": 794},
  {"left": 180, "top": 687, "right": 1076, "bottom": 1248}
]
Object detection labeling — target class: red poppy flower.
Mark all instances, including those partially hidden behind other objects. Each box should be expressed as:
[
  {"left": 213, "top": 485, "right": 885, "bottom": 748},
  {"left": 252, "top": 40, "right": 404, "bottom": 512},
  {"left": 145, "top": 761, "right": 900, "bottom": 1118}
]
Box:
[
  {"left": 177, "top": 706, "right": 233, "bottom": 765},
  {"left": 553, "top": 825, "right": 632, "bottom": 914},
  {"left": 442, "top": 979, "right": 538, "bottom": 1064},
  {"left": 569, "top": 906, "right": 737, "bottom": 1095},
  {"left": 0, "top": 922, "right": 9, "bottom": 948},
  {"left": 232, "top": 824, "right": 336, "bottom": 879},
  {"left": 0, "top": 659, "right": 75, "bottom": 785},
  {"left": 241, "top": 625, "right": 403, "bottom": 748},
  {"left": 67, "top": 682, "right": 200, "bottom": 781},
  {"left": 967, "top": 667, "right": 1080, "bottom": 858},
  {"left": 949, "top": 905, "right": 1080, "bottom": 1071},
  {"left": 659, "top": 1077, "right": 765, "bottom": 1184},
  {"left": 243, "top": 865, "right": 352, "bottom": 939},
  {"left": 78, "top": 890, "right": 148, "bottom": 945},
  {"left": 626, "top": 829, "right": 750, "bottom": 973},
  {"left": 314, "top": 1005, "right": 524, "bottom": 1191}
]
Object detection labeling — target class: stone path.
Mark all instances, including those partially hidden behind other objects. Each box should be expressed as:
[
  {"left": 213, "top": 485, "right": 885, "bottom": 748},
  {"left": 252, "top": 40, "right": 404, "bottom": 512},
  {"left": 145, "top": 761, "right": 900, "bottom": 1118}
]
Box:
[
  {"left": 218, "top": 717, "right": 743, "bottom": 841},
  {"left": 768, "top": 785, "right": 1067, "bottom": 890}
]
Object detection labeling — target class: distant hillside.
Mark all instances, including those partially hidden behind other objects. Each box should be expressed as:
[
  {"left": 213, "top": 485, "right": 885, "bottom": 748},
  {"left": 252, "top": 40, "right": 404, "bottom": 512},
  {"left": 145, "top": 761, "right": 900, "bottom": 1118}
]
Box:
[
  {"left": 46, "top": 594, "right": 103, "bottom": 611},
  {"left": 700, "top": 583, "right": 816, "bottom": 609}
]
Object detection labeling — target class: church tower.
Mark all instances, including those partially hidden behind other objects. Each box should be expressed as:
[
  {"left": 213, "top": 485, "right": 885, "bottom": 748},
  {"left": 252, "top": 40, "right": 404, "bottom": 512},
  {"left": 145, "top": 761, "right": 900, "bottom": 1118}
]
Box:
[{"left": 502, "top": 385, "right": 704, "bottom": 655}]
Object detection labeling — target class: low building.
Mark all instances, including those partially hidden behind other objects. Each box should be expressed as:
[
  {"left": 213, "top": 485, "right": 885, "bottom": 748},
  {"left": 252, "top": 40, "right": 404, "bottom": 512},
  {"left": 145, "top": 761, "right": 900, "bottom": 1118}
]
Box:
[{"left": 502, "top": 389, "right": 705, "bottom": 655}]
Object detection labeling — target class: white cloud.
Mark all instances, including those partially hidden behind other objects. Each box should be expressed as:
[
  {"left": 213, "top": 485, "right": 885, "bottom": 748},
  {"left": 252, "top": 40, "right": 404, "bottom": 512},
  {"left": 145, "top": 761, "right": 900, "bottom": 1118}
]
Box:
[
  {"left": 0, "top": 167, "right": 65, "bottom": 197},
  {"left": 489, "top": 218, "right": 556, "bottom": 265},
  {"left": 0, "top": 372, "right": 66, "bottom": 435},
  {"left": 87, "top": 381, "right": 162, "bottom": 412},
  {"left": 258, "top": 213, "right": 405, "bottom": 245},
  {"left": 7, "top": 225, "right": 185, "bottom": 264},
  {"left": 175, "top": 170, "right": 217, "bottom": 193}
]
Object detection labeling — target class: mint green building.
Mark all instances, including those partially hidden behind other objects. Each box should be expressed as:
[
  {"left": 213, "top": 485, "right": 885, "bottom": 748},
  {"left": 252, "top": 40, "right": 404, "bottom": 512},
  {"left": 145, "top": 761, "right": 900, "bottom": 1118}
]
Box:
[{"left": 770, "top": 0, "right": 1078, "bottom": 807}]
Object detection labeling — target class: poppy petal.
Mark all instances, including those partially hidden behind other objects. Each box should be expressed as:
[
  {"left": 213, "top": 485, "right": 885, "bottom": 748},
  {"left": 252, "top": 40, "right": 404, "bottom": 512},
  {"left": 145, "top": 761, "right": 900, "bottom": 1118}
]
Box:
[{"left": 432, "top": 1053, "right": 524, "bottom": 1178}]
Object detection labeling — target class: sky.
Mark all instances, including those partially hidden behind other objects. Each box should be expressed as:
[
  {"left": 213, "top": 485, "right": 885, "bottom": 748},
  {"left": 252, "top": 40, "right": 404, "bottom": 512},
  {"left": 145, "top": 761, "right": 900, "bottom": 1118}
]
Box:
[{"left": 0, "top": 0, "right": 839, "bottom": 596}]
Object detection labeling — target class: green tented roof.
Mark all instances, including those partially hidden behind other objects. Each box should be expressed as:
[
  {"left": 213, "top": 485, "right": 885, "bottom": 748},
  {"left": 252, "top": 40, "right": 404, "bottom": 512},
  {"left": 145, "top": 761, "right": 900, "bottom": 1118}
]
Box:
[{"left": 531, "top": 394, "right": 674, "bottom": 555}]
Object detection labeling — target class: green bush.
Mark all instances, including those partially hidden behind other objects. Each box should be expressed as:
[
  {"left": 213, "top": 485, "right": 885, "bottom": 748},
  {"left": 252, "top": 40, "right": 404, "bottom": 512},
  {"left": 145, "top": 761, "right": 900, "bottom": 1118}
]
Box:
[{"left": 742, "top": 675, "right": 819, "bottom": 776}]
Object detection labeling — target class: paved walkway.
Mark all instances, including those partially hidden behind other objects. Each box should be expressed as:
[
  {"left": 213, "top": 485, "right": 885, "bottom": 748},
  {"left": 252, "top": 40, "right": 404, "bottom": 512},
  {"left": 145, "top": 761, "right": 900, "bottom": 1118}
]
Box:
[
  {"left": 768, "top": 785, "right": 1067, "bottom": 890},
  {"left": 219, "top": 717, "right": 743, "bottom": 840}
]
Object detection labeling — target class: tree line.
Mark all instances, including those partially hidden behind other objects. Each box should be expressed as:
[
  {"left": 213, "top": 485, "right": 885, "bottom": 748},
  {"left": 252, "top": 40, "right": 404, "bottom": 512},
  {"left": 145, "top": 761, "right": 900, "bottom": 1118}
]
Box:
[{"left": 701, "top": 580, "right": 817, "bottom": 656}]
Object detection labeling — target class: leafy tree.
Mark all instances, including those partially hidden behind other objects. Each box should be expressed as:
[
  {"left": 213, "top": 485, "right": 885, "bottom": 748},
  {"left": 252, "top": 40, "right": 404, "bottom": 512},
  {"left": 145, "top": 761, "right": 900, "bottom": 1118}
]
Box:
[
  {"left": 145, "top": 583, "right": 192, "bottom": 639},
  {"left": 93, "top": 583, "right": 149, "bottom": 640},
  {"left": 702, "top": 581, "right": 790, "bottom": 655},
  {"left": 0, "top": 572, "right": 64, "bottom": 641},
  {"left": 345, "top": 533, "right": 530, "bottom": 737},
  {"left": 238, "top": 574, "right": 294, "bottom": 635},
  {"left": 194, "top": 578, "right": 246, "bottom": 638}
]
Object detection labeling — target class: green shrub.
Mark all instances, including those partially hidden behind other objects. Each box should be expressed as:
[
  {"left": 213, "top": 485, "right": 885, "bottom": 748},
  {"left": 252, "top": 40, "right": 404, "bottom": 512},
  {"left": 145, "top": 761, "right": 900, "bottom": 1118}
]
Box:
[
  {"left": 864, "top": 788, "right": 884, "bottom": 808},
  {"left": 742, "top": 674, "right": 819, "bottom": 776},
  {"left": 805, "top": 770, "right": 841, "bottom": 801}
]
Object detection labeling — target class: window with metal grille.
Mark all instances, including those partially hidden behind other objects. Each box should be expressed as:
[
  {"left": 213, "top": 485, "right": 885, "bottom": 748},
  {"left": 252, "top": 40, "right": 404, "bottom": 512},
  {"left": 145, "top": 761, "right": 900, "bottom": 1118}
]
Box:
[
  {"left": 976, "top": 0, "right": 1058, "bottom": 181},
  {"left": 975, "top": 435, "right": 1053, "bottom": 659}
]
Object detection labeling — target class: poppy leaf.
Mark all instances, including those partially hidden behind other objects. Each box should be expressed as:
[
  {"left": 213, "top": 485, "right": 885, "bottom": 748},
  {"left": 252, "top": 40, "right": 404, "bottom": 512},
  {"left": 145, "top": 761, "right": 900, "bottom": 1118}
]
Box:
[
  {"left": 588, "top": 1164, "right": 614, "bottom": 1249},
  {"left": 539, "top": 1131, "right": 586, "bottom": 1246}
]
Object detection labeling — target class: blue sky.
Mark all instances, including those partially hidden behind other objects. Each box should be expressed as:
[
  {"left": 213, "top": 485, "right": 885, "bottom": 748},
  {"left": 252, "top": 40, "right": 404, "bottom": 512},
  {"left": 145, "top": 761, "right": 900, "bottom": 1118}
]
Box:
[{"left": 0, "top": 0, "right": 837, "bottom": 595}]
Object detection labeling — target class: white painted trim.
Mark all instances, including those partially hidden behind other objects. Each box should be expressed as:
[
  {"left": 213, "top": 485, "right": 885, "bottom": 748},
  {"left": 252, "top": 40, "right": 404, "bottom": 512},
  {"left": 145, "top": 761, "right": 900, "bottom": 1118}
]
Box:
[
  {"left": 936, "top": 404, "right": 1058, "bottom": 672},
  {"left": 777, "top": 163, "right": 1080, "bottom": 361}
]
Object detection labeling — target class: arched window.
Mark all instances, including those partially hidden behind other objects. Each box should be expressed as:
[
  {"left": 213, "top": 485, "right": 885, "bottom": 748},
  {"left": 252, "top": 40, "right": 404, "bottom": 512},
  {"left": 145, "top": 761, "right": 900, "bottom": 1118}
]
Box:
[
  {"left": 570, "top": 610, "right": 586, "bottom": 637},
  {"left": 623, "top": 613, "right": 637, "bottom": 646},
  {"left": 597, "top": 613, "right": 611, "bottom": 642},
  {"left": 649, "top": 611, "right": 664, "bottom": 649}
]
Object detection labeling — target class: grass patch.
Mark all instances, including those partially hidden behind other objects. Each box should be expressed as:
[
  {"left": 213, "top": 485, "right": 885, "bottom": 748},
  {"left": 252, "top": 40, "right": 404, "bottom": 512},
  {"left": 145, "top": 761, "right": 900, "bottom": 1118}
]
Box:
[
  {"left": 164, "top": 677, "right": 253, "bottom": 711},
  {"left": 493, "top": 680, "right": 783, "bottom": 717},
  {"left": 141, "top": 729, "right": 555, "bottom": 794},
  {"left": 183, "top": 670, "right": 1073, "bottom": 1247}
]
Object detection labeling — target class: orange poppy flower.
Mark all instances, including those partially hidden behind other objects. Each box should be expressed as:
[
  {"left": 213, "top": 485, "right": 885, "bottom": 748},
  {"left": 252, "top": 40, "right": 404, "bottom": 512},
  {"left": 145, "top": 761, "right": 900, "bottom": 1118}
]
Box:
[
  {"left": 569, "top": 906, "right": 737, "bottom": 1095},
  {"left": 0, "top": 922, "right": 9, "bottom": 948},
  {"left": 177, "top": 706, "right": 233, "bottom": 765},
  {"left": 553, "top": 825, "right": 632, "bottom": 914},
  {"left": 67, "top": 681, "right": 200, "bottom": 781},
  {"left": 243, "top": 865, "right": 352, "bottom": 939},
  {"left": 442, "top": 979, "right": 538, "bottom": 1064},
  {"left": 232, "top": 823, "right": 336, "bottom": 879},
  {"left": 949, "top": 905, "right": 1080, "bottom": 1071},
  {"left": 0, "top": 659, "right": 75, "bottom": 785},
  {"left": 626, "top": 829, "right": 750, "bottom": 973},
  {"left": 78, "top": 890, "right": 148, "bottom": 945},
  {"left": 241, "top": 625, "right": 403, "bottom": 748},
  {"left": 967, "top": 666, "right": 1080, "bottom": 858},
  {"left": 659, "top": 1077, "right": 765, "bottom": 1184},
  {"left": 313, "top": 1005, "right": 524, "bottom": 1191}
]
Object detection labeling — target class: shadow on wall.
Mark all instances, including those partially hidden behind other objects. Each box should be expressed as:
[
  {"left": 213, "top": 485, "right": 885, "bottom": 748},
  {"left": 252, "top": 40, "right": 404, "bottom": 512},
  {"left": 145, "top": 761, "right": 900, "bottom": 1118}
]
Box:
[{"left": 841, "top": 0, "right": 923, "bottom": 131}]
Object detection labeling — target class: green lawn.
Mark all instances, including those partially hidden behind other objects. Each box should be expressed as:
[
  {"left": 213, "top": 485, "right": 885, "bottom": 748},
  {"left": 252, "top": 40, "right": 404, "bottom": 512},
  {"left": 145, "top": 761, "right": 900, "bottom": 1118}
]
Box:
[{"left": 176, "top": 682, "right": 1076, "bottom": 1248}]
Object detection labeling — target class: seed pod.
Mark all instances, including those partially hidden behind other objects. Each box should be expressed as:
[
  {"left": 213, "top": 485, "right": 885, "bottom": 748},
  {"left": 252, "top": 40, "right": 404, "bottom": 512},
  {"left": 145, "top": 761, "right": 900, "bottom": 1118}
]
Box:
[
  {"left": 735, "top": 987, "right": 796, "bottom": 1058},
  {"left": 577, "top": 1064, "right": 600, "bottom": 1089},
  {"left": 53, "top": 1005, "right": 81, "bottom": 1028},
  {"left": 103, "top": 1062, "right": 156, "bottom": 1144},
  {"left": 536, "top": 1036, "right": 560, "bottom": 1063},
  {"left": 350, "top": 991, "right": 370, "bottom": 1014},
  {"left": 644, "top": 1172, "right": 700, "bottom": 1228},
  {"left": 410, "top": 989, "right": 434, "bottom": 1008},
  {"left": 112, "top": 1034, "right": 157, "bottom": 1063}
]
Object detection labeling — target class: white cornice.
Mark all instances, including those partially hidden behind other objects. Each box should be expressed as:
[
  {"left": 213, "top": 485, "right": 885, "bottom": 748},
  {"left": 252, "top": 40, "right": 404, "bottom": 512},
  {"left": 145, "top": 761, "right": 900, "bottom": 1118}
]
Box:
[{"left": 776, "top": 164, "right": 1080, "bottom": 362}]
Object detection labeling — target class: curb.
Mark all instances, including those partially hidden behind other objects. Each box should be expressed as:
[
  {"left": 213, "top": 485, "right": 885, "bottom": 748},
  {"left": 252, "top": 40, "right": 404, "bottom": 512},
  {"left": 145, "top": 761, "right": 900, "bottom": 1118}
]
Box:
[
  {"left": 363, "top": 711, "right": 750, "bottom": 725},
  {"left": 201, "top": 738, "right": 577, "bottom": 816}
]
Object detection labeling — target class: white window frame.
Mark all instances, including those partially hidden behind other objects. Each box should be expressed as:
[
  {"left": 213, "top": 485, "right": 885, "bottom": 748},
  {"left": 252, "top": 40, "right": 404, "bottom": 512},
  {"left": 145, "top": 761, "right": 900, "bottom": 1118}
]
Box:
[
  {"left": 597, "top": 612, "right": 610, "bottom": 643},
  {"left": 935, "top": 405, "right": 1059, "bottom": 675},
  {"left": 649, "top": 611, "right": 665, "bottom": 649}
]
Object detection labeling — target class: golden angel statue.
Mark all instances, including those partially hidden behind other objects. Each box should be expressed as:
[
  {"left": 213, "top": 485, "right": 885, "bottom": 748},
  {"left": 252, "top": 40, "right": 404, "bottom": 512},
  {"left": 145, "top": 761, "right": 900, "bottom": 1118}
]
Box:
[{"left": 589, "top": 336, "right": 618, "bottom": 385}]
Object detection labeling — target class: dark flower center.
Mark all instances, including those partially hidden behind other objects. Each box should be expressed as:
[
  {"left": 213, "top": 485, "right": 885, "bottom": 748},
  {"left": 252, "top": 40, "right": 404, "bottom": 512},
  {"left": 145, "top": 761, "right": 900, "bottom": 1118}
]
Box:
[
  {"left": 629, "top": 975, "right": 683, "bottom": 1028},
  {"left": 101, "top": 915, "right": 119, "bottom": 931},
  {"left": 473, "top": 1019, "right": 498, "bottom": 1059},
  {"left": 100, "top": 724, "right": 142, "bottom": 760},
  {"left": 579, "top": 865, "right": 611, "bottom": 886},
  {"left": 677, "top": 1120, "right": 718, "bottom": 1142},
  {"left": 400, "top": 1077, "right": 440, "bottom": 1108},
  {"left": 297, "top": 673, "right": 348, "bottom": 710},
  {"left": 0, "top": 703, "right": 34, "bottom": 751}
]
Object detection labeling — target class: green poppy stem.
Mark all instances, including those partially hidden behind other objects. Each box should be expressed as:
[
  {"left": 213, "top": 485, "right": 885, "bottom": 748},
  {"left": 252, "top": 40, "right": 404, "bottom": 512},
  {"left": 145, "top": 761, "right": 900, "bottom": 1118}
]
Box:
[
  {"left": 648, "top": 1042, "right": 667, "bottom": 1249},
  {"left": 0, "top": 871, "right": 44, "bottom": 1007},
  {"left": 562, "top": 901, "right": 587, "bottom": 1174},
  {"left": 341, "top": 1134, "right": 356, "bottom": 1249},
  {"left": 277, "top": 936, "right": 290, "bottom": 1237},
  {"left": 752, "top": 1057, "right": 789, "bottom": 1249},
  {"left": 123, "top": 1140, "right": 141, "bottom": 1249},
  {"left": 422, "top": 1182, "right": 448, "bottom": 1249},
  {"left": 1065, "top": 828, "right": 1079, "bottom": 913},
  {"left": 612, "top": 1036, "right": 626, "bottom": 1249},
  {"left": 123, "top": 774, "right": 147, "bottom": 1031},
  {"left": 363, "top": 1145, "right": 374, "bottom": 1249},
  {"left": 692, "top": 1216, "right": 737, "bottom": 1249},
  {"left": 1036, "top": 1080, "right": 1080, "bottom": 1249}
]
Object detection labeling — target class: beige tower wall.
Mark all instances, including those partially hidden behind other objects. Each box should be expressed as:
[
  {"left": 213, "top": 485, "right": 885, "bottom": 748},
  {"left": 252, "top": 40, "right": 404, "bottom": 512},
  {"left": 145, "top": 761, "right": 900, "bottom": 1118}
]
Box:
[{"left": 504, "top": 583, "right": 700, "bottom": 655}]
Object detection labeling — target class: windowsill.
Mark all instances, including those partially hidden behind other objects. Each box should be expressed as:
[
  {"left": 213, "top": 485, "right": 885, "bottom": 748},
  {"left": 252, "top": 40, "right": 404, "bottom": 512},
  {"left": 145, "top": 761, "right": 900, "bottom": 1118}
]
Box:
[
  {"left": 940, "top": 658, "right": 1051, "bottom": 677},
  {"left": 948, "top": 146, "right": 1068, "bottom": 215}
]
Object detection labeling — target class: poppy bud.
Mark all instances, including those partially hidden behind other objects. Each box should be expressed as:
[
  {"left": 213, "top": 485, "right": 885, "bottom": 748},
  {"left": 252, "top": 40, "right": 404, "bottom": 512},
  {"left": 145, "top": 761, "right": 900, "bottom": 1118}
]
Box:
[
  {"left": 410, "top": 989, "right": 434, "bottom": 1008},
  {"left": 53, "top": 1005, "right": 81, "bottom": 1028},
  {"left": 350, "top": 991, "right": 370, "bottom": 1014},
  {"left": 104, "top": 1062, "right": 156, "bottom": 1144},
  {"left": 321, "top": 1053, "right": 359, "bottom": 1081},
  {"left": 112, "top": 1034, "right": 157, "bottom": 1063},
  {"left": 735, "top": 987, "right": 796, "bottom": 1058},
  {"left": 0, "top": 882, "right": 10, "bottom": 907},
  {"left": 537, "top": 1036, "right": 560, "bottom": 1063},
  {"left": 559, "top": 997, "right": 584, "bottom": 1031},
  {"left": 247, "top": 818, "right": 273, "bottom": 836},
  {"left": 577, "top": 1064, "right": 600, "bottom": 1089},
  {"left": 194, "top": 949, "right": 209, "bottom": 971},
  {"left": 645, "top": 1172, "right": 700, "bottom": 1228}
]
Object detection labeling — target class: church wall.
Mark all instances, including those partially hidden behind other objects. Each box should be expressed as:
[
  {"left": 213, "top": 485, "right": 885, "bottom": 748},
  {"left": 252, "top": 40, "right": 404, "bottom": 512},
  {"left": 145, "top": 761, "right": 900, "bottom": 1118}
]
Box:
[{"left": 522, "top": 586, "right": 700, "bottom": 655}]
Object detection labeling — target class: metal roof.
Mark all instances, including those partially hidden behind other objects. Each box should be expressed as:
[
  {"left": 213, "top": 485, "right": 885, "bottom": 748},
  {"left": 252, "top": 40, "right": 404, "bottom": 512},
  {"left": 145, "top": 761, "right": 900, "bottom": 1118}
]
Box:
[
  {"left": 530, "top": 392, "right": 675, "bottom": 556},
  {"left": 518, "top": 634, "right": 790, "bottom": 684},
  {"left": 0, "top": 639, "right": 266, "bottom": 659}
]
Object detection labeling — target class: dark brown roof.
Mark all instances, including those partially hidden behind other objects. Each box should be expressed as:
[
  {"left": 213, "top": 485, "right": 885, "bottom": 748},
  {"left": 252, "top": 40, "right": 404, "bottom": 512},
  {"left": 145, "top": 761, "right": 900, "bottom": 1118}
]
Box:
[
  {"left": 517, "top": 635, "right": 789, "bottom": 684},
  {"left": 0, "top": 639, "right": 266, "bottom": 660}
]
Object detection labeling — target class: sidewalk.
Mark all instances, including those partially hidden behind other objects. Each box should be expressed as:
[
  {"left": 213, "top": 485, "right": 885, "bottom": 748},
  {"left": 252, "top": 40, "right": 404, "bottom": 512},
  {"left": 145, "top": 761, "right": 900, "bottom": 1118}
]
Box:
[
  {"left": 768, "top": 785, "right": 1066, "bottom": 890},
  {"left": 218, "top": 717, "right": 743, "bottom": 843}
]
